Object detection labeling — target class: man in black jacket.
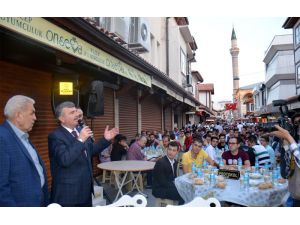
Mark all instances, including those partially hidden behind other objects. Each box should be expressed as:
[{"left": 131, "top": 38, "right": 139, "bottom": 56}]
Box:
[{"left": 152, "top": 141, "right": 184, "bottom": 204}]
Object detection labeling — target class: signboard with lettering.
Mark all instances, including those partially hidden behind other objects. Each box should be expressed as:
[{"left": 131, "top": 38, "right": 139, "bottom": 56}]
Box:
[
  {"left": 59, "top": 82, "right": 73, "bottom": 95},
  {"left": 0, "top": 17, "right": 151, "bottom": 87},
  {"left": 218, "top": 169, "right": 240, "bottom": 180}
]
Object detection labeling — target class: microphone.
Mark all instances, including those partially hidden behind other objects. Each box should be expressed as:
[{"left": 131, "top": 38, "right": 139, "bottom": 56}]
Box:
[{"left": 78, "top": 119, "right": 95, "bottom": 142}]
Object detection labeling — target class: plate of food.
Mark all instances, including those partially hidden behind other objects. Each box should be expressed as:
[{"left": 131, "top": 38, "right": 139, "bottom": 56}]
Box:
[
  {"left": 216, "top": 175, "right": 225, "bottom": 183},
  {"left": 215, "top": 182, "right": 226, "bottom": 189},
  {"left": 249, "top": 179, "right": 261, "bottom": 187},
  {"left": 189, "top": 173, "right": 197, "bottom": 179},
  {"left": 249, "top": 173, "right": 262, "bottom": 179},
  {"left": 278, "top": 178, "right": 286, "bottom": 184},
  {"left": 193, "top": 178, "right": 204, "bottom": 185},
  {"left": 258, "top": 182, "right": 273, "bottom": 189}
]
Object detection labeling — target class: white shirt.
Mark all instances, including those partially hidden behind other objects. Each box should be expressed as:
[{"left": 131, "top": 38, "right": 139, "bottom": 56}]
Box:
[
  {"left": 62, "top": 125, "right": 79, "bottom": 136},
  {"left": 166, "top": 156, "right": 175, "bottom": 176},
  {"left": 205, "top": 144, "right": 216, "bottom": 161}
]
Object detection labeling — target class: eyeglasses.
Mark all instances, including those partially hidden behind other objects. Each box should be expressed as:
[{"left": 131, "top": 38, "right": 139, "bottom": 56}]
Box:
[{"left": 228, "top": 142, "right": 238, "bottom": 145}]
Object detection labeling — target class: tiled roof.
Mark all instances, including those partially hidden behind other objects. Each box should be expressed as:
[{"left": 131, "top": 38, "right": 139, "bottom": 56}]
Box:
[{"left": 198, "top": 83, "right": 214, "bottom": 94}]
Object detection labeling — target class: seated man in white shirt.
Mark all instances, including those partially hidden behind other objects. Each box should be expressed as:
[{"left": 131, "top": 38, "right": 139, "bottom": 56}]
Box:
[{"left": 204, "top": 136, "right": 217, "bottom": 163}]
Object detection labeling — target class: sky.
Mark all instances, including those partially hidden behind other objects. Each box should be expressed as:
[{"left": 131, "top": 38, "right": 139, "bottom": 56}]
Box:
[{"left": 188, "top": 17, "right": 292, "bottom": 105}]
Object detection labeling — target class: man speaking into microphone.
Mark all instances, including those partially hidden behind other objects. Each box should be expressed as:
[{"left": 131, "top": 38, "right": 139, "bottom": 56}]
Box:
[
  {"left": 76, "top": 107, "right": 95, "bottom": 142},
  {"left": 48, "top": 101, "right": 119, "bottom": 206}
]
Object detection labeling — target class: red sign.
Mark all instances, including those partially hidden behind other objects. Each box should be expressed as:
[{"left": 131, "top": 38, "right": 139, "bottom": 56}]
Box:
[{"left": 225, "top": 103, "right": 237, "bottom": 110}]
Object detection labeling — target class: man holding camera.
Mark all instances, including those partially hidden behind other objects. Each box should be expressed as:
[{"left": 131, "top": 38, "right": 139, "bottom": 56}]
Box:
[{"left": 271, "top": 124, "right": 300, "bottom": 207}]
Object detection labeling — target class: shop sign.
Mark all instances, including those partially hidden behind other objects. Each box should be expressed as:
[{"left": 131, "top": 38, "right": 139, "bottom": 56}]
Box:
[
  {"left": 59, "top": 82, "right": 73, "bottom": 95},
  {"left": 0, "top": 17, "right": 151, "bottom": 87}
]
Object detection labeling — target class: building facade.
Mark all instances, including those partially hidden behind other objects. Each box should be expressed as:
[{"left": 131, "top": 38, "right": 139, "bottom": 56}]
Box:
[
  {"left": 0, "top": 17, "right": 202, "bottom": 184},
  {"left": 253, "top": 34, "right": 295, "bottom": 120}
]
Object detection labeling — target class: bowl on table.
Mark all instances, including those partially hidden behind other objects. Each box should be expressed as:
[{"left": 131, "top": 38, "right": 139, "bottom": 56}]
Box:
[{"left": 249, "top": 173, "right": 262, "bottom": 179}]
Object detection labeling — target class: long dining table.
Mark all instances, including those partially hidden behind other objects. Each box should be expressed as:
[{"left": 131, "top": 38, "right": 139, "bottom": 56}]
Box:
[{"left": 175, "top": 173, "right": 289, "bottom": 206}]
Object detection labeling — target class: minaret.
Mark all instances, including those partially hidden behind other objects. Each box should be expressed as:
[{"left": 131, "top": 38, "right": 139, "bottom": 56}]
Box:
[{"left": 230, "top": 27, "right": 240, "bottom": 119}]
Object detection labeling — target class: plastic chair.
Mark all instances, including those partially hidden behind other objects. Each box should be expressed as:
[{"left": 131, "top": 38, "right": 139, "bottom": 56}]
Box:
[
  {"left": 155, "top": 198, "right": 178, "bottom": 207},
  {"left": 98, "top": 194, "right": 147, "bottom": 207},
  {"left": 166, "top": 196, "right": 221, "bottom": 207},
  {"left": 47, "top": 203, "right": 62, "bottom": 207}
]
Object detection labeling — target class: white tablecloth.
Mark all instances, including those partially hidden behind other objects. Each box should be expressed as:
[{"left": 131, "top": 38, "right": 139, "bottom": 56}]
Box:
[{"left": 175, "top": 173, "right": 289, "bottom": 206}]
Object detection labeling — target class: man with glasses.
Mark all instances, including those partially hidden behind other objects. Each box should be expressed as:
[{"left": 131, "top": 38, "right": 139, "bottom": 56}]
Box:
[
  {"left": 182, "top": 138, "right": 214, "bottom": 174},
  {"left": 222, "top": 137, "right": 250, "bottom": 169}
]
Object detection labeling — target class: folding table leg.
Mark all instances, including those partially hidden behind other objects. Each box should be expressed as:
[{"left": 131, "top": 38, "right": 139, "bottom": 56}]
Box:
[{"left": 113, "top": 171, "right": 128, "bottom": 202}]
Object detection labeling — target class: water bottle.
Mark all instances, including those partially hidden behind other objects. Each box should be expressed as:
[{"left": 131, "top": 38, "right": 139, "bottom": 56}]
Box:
[
  {"left": 264, "top": 164, "right": 269, "bottom": 175},
  {"left": 276, "top": 166, "right": 281, "bottom": 179},
  {"left": 244, "top": 172, "right": 250, "bottom": 191},
  {"left": 255, "top": 158, "right": 259, "bottom": 173},
  {"left": 197, "top": 166, "right": 202, "bottom": 178},
  {"left": 202, "top": 160, "right": 207, "bottom": 169},
  {"left": 274, "top": 168, "right": 279, "bottom": 185},
  {"left": 209, "top": 172, "right": 216, "bottom": 186},
  {"left": 192, "top": 162, "right": 196, "bottom": 175},
  {"left": 156, "top": 145, "right": 162, "bottom": 155},
  {"left": 239, "top": 175, "right": 244, "bottom": 189},
  {"left": 272, "top": 170, "right": 277, "bottom": 186},
  {"left": 219, "top": 159, "right": 224, "bottom": 169},
  {"left": 150, "top": 145, "right": 154, "bottom": 152},
  {"left": 238, "top": 157, "right": 242, "bottom": 171}
]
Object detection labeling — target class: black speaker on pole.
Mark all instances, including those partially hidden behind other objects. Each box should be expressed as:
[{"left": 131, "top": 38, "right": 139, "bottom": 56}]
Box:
[{"left": 82, "top": 80, "right": 104, "bottom": 118}]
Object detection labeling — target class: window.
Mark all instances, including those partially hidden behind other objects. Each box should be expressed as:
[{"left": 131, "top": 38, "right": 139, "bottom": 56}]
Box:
[
  {"left": 295, "top": 24, "right": 300, "bottom": 46},
  {"left": 297, "top": 65, "right": 300, "bottom": 86},
  {"left": 250, "top": 103, "right": 254, "bottom": 112},
  {"left": 180, "top": 48, "right": 187, "bottom": 75},
  {"left": 261, "top": 91, "right": 265, "bottom": 106}
]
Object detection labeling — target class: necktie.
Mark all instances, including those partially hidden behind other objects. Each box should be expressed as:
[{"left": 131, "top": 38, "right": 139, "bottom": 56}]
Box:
[
  {"left": 170, "top": 161, "right": 175, "bottom": 176},
  {"left": 71, "top": 130, "right": 78, "bottom": 139}
]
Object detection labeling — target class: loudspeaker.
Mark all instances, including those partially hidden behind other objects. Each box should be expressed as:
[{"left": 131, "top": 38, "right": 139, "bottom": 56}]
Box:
[{"left": 82, "top": 80, "right": 104, "bottom": 118}]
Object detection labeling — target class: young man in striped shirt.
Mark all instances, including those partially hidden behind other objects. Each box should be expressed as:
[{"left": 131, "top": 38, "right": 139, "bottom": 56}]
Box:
[{"left": 248, "top": 135, "right": 271, "bottom": 167}]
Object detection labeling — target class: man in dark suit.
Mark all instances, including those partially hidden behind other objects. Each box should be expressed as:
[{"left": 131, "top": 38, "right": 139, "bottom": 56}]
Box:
[
  {"left": 0, "top": 95, "right": 49, "bottom": 206},
  {"left": 48, "top": 101, "right": 118, "bottom": 206},
  {"left": 152, "top": 141, "right": 184, "bottom": 204}
]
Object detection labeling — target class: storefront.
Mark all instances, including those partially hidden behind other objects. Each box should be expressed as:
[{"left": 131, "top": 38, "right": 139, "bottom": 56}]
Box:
[
  {"left": 0, "top": 17, "right": 201, "bottom": 183},
  {"left": 0, "top": 17, "right": 150, "bottom": 181}
]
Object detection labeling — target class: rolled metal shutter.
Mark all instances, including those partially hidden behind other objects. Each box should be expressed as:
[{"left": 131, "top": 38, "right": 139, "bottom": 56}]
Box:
[
  {"left": 141, "top": 95, "right": 162, "bottom": 132},
  {"left": 118, "top": 90, "right": 138, "bottom": 142},
  {"left": 164, "top": 106, "right": 172, "bottom": 132}
]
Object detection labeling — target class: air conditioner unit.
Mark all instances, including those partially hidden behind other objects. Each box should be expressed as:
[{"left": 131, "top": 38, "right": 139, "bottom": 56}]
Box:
[
  {"left": 186, "top": 74, "right": 192, "bottom": 87},
  {"left": 98, "top": 17, "right": 130, "bottom": 43},
  {"left": 185, "top": 86, "right": 193, "bottom": 94},
  {"left": 128, "top": 17, "right": 151, "bottom": 53}
]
